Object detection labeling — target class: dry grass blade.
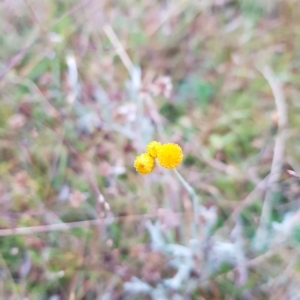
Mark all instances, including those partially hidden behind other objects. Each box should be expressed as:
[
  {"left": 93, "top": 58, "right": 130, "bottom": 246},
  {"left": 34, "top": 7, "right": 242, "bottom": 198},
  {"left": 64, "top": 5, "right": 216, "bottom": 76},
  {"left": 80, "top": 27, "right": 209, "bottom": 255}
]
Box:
[{"left": 254, "top": 66, "right": 288, "bottom": 249}]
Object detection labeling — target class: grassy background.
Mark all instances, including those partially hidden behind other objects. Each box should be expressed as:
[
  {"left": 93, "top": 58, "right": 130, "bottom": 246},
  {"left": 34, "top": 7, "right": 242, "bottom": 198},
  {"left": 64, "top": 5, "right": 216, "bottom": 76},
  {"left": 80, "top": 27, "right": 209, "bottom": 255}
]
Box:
[{"left": 1, "top": 0, "right": 300, "bottom": 299}]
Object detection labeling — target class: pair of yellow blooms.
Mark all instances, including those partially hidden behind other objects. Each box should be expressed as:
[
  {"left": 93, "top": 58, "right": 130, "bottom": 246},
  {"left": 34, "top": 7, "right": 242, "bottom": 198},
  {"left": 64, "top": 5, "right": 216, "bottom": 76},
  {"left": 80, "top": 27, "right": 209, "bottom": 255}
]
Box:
[{"left": 134, "top": 141, "right": 183, "bottom": 174}]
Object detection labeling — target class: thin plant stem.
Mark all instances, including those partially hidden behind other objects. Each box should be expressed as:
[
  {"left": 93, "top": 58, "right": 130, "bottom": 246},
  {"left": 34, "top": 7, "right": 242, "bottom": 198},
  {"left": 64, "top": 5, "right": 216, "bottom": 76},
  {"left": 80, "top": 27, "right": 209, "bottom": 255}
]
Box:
[
  {"left": 254, "top": 66, "right": 288, "bottom": 250},
  {"left": 173, "top": 169, "right": 199, "bottom": 237}
]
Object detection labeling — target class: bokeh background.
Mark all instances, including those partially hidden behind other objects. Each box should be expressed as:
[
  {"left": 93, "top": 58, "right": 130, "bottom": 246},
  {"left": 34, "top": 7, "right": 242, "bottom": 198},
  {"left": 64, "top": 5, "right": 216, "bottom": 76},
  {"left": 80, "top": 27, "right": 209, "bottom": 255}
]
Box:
[{"left": 1, "top": 0, "right": 300, "bottom": 299}]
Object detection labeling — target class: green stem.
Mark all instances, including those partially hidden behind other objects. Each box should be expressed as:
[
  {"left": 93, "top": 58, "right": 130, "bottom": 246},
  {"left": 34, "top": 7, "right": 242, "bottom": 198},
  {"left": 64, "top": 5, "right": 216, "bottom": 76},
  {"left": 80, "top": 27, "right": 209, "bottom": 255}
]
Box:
[{"left": 173, "top": 169, "right": 199, "bottom": 237}]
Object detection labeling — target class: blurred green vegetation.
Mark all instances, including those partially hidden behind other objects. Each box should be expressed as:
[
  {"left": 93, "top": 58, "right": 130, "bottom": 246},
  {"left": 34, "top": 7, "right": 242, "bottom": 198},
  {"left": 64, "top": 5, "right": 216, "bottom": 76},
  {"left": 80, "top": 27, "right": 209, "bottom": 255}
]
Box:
[{"left": 0, "top": 0, "right": 300, "bottom": 299}]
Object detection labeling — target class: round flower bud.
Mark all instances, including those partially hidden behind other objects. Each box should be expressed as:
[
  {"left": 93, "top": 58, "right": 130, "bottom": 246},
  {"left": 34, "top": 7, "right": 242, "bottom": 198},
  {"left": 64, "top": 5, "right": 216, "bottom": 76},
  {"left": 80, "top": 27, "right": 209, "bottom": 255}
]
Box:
[
  {"left": 134, "top": 153, "right": 155, "bottom": 174},
  {"left": 146, "top": 141, "right": 162, "bottom": 158},
  {"left": 156, "top": 143, "right": 183, "bottom": 169}
]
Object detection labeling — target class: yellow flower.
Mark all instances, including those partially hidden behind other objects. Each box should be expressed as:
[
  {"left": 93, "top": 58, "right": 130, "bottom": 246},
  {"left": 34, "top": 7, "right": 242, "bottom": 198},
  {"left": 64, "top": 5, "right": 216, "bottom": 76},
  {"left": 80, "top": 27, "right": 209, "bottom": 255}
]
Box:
[
  {"left": 134, "top": 153, "right": 155, "bottom": 174},
  {"left": 157, "top": 143, "right": 183, "bottom": 169},
  {"left": 146, "top": 141, "right": 162, "bottom": 158}
]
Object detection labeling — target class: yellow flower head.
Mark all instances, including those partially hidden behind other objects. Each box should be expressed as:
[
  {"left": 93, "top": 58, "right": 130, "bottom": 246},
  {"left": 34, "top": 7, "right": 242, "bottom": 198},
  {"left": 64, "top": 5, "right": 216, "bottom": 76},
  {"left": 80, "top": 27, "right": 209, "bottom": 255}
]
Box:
[
  {"left": 146, "top": 141, "right": 162, "bottom": 158},
  {"left": 134, "top": 153, "right": 155, "bottom": 174},
  {"left": 157, "top": 143, "right": 183, "bottom": 169}
]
